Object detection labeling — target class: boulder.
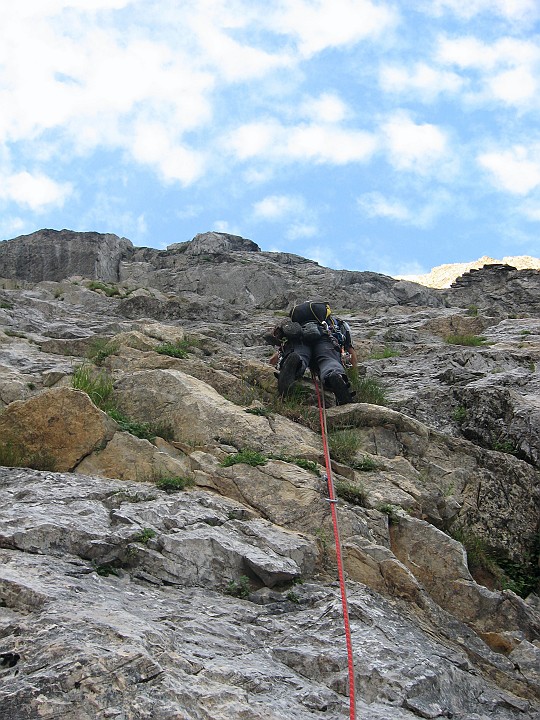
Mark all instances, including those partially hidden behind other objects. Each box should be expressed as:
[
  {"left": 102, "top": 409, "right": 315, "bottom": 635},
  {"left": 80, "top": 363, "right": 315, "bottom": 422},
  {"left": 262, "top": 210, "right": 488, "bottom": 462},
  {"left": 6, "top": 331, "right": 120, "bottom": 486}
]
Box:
[
  {"left": 75, "top": 431, "right": 192, "bottom": 482},
  {"left": 112, "top": 368, "right": 321, "bottom": 457},
  {"left": 0, "top": 387, "right": 116, "bottom": 471}
]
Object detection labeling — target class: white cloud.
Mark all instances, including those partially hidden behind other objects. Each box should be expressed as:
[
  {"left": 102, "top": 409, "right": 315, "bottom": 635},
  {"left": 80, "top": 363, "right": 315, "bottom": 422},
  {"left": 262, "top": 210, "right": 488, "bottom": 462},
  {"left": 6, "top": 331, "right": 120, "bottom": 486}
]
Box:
[
  {"left": 520, "top": 198, "right": 540, "bottom": 221},
  {"left": 188, "top": 13, "right": 293, "bottom": 82},
  {"left": 392, "top": 260, "right": 430, "bottom": 277},
  {"left": 0, "top": 0, "right": 131, "bottom": 21},
  {"left": 436, "top": 36, "right": 540, "bottom": 107},
  {"left": 427, "top": 0, "right": 538, "bottom": 21},
  {"left": 358, "top": 191, "right": 450, "bottom": 228},
  {"left": 0, "top": 216, "right": 26, "bottom": 240},
  {"left": 252, "top": 194, "right": 320, "bottom": 239},
  {"left": 300, "top": 93, "right": 350, "bottom": 123},
  {"left": 286, "top": 223, "right": 318, "bottom": 240},
  {"left": 253, "top": 195, "right": 305, "bottom": 220},
  {"left": 437, "top": 36, "right": 539, "bottom": 71},
  {"left": 381, "top": 113, "right": 450, "bottom": 175},
  {"left": 379, "top": 63, "right": 464, "bottom": 100},
  {"left": 266, "top": 0, "right": 397, "bottom": 58},
  {"left": 358, "top": 192, "right": 411, "bottom": 222},
  {"left": 0, "top": 171, "right": 73, "bottom": 211},
  {"left": 212, "top": 220, "right": 243, "bottom": 234},
  {"left": 130, "top": 121, "right": 207, "bottom": 185},
  {"left": 487, "top": 66, "right": 537, "bottom": 104},
  {"left": 478, "top": 146, "right": 540, "bottom": 195},
  {"left": 303, "top": 243, "right": 345, "bottom": 269},
  {"left": 229, "top": 120, "right": 378, "bottom": 165}
]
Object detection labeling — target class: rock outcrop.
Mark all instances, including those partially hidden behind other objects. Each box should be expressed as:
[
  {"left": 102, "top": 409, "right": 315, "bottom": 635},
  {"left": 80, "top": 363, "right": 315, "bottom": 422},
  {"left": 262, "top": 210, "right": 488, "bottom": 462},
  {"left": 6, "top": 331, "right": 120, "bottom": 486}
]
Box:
[
  {"left": 0, "top": 229, "right": 539, "bottom": 719},
  {"left": 0, "top": 229, "right": 133, "bottom": 283}
]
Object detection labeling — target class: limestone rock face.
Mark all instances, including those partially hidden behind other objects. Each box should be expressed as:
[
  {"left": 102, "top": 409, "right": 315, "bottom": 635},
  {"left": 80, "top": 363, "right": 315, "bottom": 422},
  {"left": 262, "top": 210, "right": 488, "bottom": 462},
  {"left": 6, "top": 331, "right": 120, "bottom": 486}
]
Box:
[
  {"left": 1, "top": 468, "right": 539, "bottom": 720},
  {"left": 0, "top": 229, "right": 540, "bottom": 718},
  {"left": 0, "top": 229, "right": 133, "bottom": 283}
]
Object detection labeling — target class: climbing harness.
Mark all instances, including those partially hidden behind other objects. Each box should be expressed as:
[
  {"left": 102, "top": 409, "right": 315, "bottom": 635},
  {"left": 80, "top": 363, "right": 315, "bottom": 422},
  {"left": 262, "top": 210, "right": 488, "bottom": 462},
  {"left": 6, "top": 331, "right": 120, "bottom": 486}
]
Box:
[{"left": 312, "top": 372, "right": 357, "bottom": 720}]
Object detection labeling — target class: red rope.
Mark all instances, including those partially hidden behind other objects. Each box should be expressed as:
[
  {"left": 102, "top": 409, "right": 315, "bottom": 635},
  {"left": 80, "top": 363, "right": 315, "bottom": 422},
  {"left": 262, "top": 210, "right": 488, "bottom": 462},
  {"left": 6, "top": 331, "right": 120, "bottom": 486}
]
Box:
[{"left": 312, "top": 373, "right": 357, "bottom": 720}]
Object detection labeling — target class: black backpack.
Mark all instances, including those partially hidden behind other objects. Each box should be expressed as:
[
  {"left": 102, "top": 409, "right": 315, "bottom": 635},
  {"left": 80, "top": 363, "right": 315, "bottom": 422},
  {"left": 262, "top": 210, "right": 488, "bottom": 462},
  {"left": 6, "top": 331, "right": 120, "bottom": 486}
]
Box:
[{"left": 290, "top": 301, "right": 330, "bottom": 325}]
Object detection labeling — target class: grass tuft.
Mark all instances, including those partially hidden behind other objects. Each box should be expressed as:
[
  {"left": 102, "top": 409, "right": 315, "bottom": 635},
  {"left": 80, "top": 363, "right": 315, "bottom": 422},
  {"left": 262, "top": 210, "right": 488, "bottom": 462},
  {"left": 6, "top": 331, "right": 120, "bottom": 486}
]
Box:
[
  {"left": 328, "top": 428, "right": 361, "bottom": 464},
  {"left": 347, "top": 369, "right": 388, "bottom": 405},
  {"left": 72, "top": 364, "right": 114, "bottom": 408},
  {"left": 155, "top": 337, "right": 199, "bottom": 359},
  {"left": 221, "top": 449, "right": 268, "bottom": 467},
  {"left": 369, "top": 346, "right": 400, "bottom": 360},
  {"left": 86, "top": 338, "right": 119, "bottom": 365},
  {"left": 445, "top": 334, "right": 488, "bottom": 347},
  {"left": 106, "top": 407, "right": 173, "bottom": 441},
  {"left": 87, "top": 281, "right": 121, "bottom": 297},
  {"left": 350, "top": 455, "right": 379, "bottom": 472},
  {"left": 335, "top": 480, "right": 367, "bottom": 506},
  {"left": 155, "top": 476, "right": 195, "bottom": 493}
]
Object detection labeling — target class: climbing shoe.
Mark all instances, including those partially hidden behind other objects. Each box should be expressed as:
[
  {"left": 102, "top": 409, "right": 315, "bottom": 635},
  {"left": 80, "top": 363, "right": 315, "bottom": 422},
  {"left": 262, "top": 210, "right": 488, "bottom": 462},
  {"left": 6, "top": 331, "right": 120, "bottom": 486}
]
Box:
[
  {"left": 278, "top": 352, "right": 303, "bottom": 397},
  {"left": 327, "top": 372, "right": 354, "bottom": 405}
]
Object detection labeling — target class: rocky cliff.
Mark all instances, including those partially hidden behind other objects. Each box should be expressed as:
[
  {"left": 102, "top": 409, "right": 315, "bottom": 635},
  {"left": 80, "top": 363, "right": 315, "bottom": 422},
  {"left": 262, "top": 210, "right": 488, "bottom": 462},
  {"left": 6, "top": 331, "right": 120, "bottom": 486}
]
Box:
[{"left": 0, "top": 230, "right": 539, "bottom": 720}]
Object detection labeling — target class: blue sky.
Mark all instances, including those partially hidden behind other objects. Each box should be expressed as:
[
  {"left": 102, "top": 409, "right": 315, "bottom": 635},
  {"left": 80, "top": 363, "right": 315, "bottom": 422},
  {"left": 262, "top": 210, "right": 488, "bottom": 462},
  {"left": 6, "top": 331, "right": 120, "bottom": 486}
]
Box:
[{"left": 1, "top": 0, "right": 539, "bottom": 276}]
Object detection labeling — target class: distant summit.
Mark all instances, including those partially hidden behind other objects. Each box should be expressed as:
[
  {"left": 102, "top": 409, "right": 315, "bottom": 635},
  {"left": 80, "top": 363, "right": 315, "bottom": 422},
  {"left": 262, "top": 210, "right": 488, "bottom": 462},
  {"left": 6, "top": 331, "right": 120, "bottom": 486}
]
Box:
[{"left": 396, "top": 255, "right": 540, "bottom": 288}]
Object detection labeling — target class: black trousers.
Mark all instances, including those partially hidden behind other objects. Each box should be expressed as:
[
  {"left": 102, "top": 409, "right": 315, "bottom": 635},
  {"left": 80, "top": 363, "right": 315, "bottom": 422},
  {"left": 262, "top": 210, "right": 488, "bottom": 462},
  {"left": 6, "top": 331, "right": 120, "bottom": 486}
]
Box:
[{"left": 283, "top": 336, "right": 345, "bottom": 384}]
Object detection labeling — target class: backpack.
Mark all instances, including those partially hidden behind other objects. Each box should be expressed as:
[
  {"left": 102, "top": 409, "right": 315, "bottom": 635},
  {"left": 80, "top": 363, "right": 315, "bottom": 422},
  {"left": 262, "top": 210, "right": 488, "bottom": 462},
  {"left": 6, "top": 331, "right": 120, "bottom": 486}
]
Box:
[{"left": 290, "top": 301, "right": 331, "bottom": 325}]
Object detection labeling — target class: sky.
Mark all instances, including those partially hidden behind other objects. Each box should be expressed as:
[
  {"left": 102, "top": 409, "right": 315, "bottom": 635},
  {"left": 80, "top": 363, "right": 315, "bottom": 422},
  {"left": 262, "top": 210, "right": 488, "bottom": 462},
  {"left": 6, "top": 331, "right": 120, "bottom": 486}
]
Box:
[{"left": 1, "top": 0, "right": 540, "bottom": 277}]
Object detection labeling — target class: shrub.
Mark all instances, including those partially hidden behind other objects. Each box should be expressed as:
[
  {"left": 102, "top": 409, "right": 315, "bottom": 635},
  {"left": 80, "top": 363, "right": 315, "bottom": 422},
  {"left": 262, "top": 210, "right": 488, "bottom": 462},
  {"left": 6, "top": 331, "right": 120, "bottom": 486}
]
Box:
[
  {"left": 497, "top": 548, "right": 540, "bottom": 598},
  {"left": 72, "top": 364, "right": 114, "bottom": 409},
  {"left": 347, "top": 369, "right": 388, "bottom": 405},
  {"left": 453, "top": 406, "right": 467, "bottom": 424},
  {"left": 491, "top": 438, "right": 518, "bottom": 455},
  {"left": 94, "top": 563, "right": 119, "bottom": 577},
  {"left": 221, "top": 449, "right": 268, "bottom": 467},
  {"left": 335, "top": 480, "right": 367, "bottom": 506},
  {"left": 155, "top": 476, "right": 194, "bottom": 493},
  {"left": 445, "top": 334, "right": 488, "bottom": 347},
  {"left": 274, "top": 387, "right": 320, "bottom": 431},
  {"left": 225, "top": 575, "right": 251, "bottom": 598},
  {"left": 133, "top": 528, "right": 157, "bottom": 544}
]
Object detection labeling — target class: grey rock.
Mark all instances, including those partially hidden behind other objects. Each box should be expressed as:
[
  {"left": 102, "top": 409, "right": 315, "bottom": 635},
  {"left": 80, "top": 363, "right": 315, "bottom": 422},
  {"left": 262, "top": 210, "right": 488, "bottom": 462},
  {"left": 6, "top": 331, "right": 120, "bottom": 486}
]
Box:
[
  {"left": 0, "top": 229, "right": 133, "bottom": 283},
  {"left": 1, "top": 231, "right": 540, "bottom": 719},
  {"left": 1, "top": 468, "right": 539, "bottom": 719}
]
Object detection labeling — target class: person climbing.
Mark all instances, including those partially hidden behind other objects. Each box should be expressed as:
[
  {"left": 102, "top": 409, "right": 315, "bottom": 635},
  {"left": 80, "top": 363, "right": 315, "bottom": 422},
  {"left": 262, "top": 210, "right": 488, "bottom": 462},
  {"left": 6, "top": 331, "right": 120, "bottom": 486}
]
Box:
[{"left": 266, "top": 301, "right": 357, "bottom": 405}]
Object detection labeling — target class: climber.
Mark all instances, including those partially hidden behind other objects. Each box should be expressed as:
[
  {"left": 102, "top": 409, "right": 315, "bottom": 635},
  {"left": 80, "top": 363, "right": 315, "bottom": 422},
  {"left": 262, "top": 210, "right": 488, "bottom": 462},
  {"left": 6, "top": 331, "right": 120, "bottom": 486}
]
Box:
[{"left": 265, "top": 301, "right": 357, "bottom": 405}]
